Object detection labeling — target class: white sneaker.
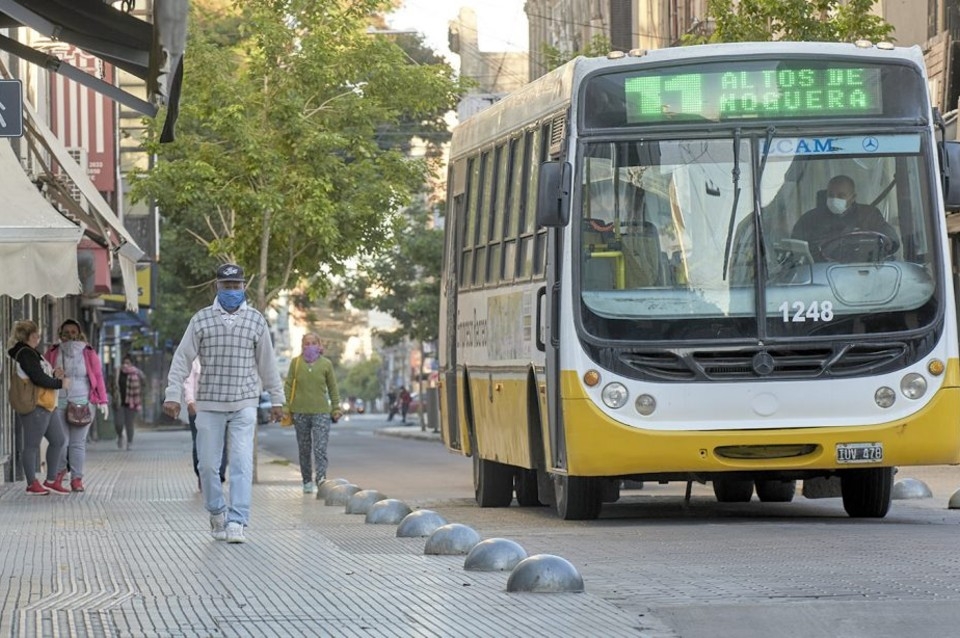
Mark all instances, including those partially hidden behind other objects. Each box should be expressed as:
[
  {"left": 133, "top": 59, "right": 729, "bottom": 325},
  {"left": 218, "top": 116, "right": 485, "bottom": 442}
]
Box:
[
  {"left": 209, "top": 512, "right": 227, "bottom": 541},
  {"left": 225, "top": 521, "right": 245, "bottom": 544},
  {"left": 302, "top": 482, "right": 315, "bottom": 494}
]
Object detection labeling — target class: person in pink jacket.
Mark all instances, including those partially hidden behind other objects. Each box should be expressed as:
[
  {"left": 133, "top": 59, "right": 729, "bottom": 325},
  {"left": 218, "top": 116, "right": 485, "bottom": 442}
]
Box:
[{"left": 43, "top": 319, "right": 109, "bottom": 492}]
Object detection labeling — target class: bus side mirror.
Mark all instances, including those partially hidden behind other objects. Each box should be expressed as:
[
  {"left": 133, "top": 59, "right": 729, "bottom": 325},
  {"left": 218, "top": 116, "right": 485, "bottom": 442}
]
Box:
[
  {"left": 941, "top": 141, "right": 960, "bottom": 211},
  {"left": 536, "top": 161, "right": 572, "bottom": 227}
]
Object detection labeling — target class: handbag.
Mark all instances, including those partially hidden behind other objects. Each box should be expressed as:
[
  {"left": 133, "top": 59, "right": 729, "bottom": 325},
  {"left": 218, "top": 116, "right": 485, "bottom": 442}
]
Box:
[
  {"left": 280, "top": 358, "right": 299, "bottom": 427},
  {"left": 8, "top": 351, "right": 38, "bottom": 414},
  {"left": 66, "top": 401, "right": 94, "bottom": 427}
]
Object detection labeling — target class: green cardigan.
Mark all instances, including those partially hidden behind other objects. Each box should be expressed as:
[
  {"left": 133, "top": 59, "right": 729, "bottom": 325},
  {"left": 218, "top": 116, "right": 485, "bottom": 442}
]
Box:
[{"left": 283, "top": 355, "right": 341, "bottom": 415}]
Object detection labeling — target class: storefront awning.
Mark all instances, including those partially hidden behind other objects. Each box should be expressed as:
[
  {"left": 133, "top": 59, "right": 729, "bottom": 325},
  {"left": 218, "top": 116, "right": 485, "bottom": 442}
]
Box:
[
  {"left": 23, "top": 100, "right": 145, "bottom": 311},
  {"left": 0, "top": 139, "right": 83, "bottom": 299}
]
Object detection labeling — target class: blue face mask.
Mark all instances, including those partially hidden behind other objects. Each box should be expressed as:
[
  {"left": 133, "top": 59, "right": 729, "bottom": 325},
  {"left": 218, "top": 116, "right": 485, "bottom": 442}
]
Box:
[{"left": 217, "top": 289, "right": 245, "bottom": 311}]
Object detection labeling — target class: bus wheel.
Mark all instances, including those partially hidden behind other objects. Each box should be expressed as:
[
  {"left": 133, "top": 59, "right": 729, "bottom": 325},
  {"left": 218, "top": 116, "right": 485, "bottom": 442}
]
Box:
[
  {"left": 841, "top": 467, "right": 893, "bottom": 518},
  {"left": 713, "top": 478, "right": 754, "bottom": 502},
  {"left": 553, "top": 475, "right": 602, "bottom": 520},
  {"left": 755, "top": 479, "right": 796, "bottom": 503},
  {"left": 515, "top": 469, "right": 541, "bottom": 507},
  {"left": 473, "top": 454, "right": 514, "bottom": 507}
]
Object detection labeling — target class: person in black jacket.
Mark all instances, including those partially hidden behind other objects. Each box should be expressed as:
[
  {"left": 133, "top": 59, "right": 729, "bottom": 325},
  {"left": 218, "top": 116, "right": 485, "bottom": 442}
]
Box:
[
  {"left": 7, "top": 320, "right": 69, "bottom": 495},
  {"left": 791, "top": 175, "right": 900, "bottom": 262}
]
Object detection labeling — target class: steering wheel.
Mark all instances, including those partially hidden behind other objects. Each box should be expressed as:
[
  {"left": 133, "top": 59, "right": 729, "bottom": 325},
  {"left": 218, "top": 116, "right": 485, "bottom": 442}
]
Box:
[{"left": 817, "top": 230, "right": 897, "bottom": 263}]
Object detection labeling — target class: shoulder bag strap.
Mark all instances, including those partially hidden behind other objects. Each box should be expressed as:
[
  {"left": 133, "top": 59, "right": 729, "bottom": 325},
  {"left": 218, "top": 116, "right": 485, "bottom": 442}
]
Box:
[{"left": 290, "top": 357, "right": 300, "bottom": 403}]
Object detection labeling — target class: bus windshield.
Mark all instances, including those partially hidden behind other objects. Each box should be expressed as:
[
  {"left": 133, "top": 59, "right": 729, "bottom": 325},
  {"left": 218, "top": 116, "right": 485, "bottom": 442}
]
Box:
[{"left": 578, "top": 132, "right": 940, "bottom": 342}]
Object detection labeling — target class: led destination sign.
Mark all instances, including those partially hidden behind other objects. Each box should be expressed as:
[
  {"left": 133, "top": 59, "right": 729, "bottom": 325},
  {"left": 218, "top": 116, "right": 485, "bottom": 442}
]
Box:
[{"left": 623, "top": 66, "right": 882, "bottom": 122}]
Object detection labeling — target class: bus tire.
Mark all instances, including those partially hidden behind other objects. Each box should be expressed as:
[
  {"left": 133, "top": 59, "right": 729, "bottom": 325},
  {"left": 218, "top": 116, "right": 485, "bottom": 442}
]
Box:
[
  {"left": 515, "top": 469, "right": 542, "bottom": 507},
  {"left": 713, "top": 478, "right": 754, "bottom": 502},
  {"left": 473, "top": 454, "right": 514, "bottom": 508},
  {"left": 554, "top": 475, "right": 602, "bottom": 520},
  {"left": 841, "top": 467, "right": 893, "bottom": 518},
  {"left": 755, "top": 479, "right": 796, "bottom": 503}
]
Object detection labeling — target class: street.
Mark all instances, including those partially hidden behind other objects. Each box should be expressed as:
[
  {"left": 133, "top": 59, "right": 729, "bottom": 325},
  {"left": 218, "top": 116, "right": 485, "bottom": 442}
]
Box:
[{"left": 261, "top": 412, "right": 960, "bottom": 638}]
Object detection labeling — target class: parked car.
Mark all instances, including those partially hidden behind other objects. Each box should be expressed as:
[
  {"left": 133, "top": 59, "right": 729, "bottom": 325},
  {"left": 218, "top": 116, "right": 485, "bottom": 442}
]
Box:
[{"left": 257, "top": 391, "right": 272, "bottom": 424}]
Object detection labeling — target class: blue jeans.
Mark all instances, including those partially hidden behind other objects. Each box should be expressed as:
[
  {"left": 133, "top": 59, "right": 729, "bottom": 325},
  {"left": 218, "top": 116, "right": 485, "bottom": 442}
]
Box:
[
  {"left": 195, "top": 407, "right": 255, "bottom": 526},
  {"left": 190, "top": 413, "right": 227, "bottom": 482}
]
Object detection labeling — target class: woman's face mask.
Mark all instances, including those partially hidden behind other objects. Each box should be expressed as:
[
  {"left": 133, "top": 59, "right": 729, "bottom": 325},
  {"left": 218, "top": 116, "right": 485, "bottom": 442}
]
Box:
[{"left": 61, "top": 340, "right": 85, "bottom": 356}]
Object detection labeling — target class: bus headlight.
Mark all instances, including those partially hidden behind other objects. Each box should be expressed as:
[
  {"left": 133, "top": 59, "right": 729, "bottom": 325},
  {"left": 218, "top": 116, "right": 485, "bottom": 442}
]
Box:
[
  {"left": 635, "top": 394, "right": 656, "bottom": 416},
  {"left": 601, "top": 383, "right": 629, "bottom": 409},
  {"left": 900, "top": 373, "right": 927, "bottom": 400},
  {"left": 875, "top": 386, "right": 896, "bottom": 408}
]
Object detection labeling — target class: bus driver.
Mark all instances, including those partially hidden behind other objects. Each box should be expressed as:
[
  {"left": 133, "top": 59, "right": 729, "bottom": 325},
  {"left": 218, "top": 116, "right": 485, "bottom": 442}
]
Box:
[{"left": 791, "top": 174, "right": 900, "bottom": 262}]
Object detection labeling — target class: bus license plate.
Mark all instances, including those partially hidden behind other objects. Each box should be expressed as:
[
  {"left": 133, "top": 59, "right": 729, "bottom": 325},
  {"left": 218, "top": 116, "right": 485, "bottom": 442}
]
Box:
[{"left": 836, "top": 442, "right": 883, "bottom": 464}]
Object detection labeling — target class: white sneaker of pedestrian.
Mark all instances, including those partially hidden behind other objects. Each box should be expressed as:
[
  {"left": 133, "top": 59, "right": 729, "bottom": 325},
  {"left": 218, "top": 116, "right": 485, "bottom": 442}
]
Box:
[
  {"left": 209, "top": 512, "right": 227, "bottom": 541},
  {"left": 225, "top": 521, "right": 245, "bottom": 544},
  {"left": 302, "top": 482, "right": 315, "bottom": 494}
]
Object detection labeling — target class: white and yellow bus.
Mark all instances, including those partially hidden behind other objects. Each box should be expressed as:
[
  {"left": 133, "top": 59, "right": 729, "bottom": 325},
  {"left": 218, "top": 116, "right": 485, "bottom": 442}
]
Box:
[{"left": 439, "top": 41, "right": 960, "bottom": 519}]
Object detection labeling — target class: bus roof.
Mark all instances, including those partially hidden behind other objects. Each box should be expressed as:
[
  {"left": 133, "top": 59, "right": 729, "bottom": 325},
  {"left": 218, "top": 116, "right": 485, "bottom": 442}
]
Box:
[{"left": 450, "top": 41, "right": 927, "bottom": 158}]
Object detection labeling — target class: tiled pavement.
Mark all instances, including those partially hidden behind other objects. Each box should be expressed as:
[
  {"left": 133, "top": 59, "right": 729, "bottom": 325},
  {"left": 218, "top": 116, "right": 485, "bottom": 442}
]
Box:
[{"left": 0, "top": 429, "right": 647, "bottom": 638}]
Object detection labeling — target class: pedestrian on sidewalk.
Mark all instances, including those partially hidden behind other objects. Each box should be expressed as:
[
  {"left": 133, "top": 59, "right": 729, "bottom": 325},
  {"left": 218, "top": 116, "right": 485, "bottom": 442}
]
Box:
[
  {"left": 162, "top": 263, "right": 285, "bottom": 544},
  {"left": 399, "top": 386, "right": 412, "bottom": 424},
  {"left": 7, "top": 320, "right": 68, "bottom": 495},
  {"left": 283, "top": 333, "right": 341, "bottom": 494},
  {"left": 43, "top": 319, "right": 109, "bottom": 492},
  {"left": 117, "top": 355, "right": 145, "bottom": 450},
  {"left": 184, "top": 357, "right": 228, "bottom": 491},
  {"left": 386, "top": 388, "right": 398, "bottom": 422}
]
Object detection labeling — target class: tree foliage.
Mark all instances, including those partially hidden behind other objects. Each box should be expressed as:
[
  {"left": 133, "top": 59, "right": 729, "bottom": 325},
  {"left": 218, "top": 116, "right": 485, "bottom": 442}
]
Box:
[
  {"left": 543, "top": 34, "right": 613, "bottom": 69},
  {"left": 132, "top": 0, "right": 463, "bottom": 326},
  {"left": 336, "top": 203, "right": 442, "bottom": 345},
  {"left": 684, "top": 0, "right": 894, "bottom": 44},
  {"left": 338, "top": 357, "right": 383, "bottom": 403}
]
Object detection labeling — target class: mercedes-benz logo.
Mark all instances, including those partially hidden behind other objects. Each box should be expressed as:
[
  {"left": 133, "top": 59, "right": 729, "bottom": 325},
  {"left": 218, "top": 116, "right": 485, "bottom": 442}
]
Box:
[
  {"left": 752, "top": 351, "right": 776, "bottom": 376},
  {"left": 863, "top": 137, "right": 879, "bottom": 152}
]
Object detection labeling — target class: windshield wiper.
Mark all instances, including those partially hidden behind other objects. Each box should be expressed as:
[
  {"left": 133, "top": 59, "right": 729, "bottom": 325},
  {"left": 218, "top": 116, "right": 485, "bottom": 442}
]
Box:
[
  {"left": 722, "top": 128, "right": 742, "bottom": 280},
  {"left": 754, "top": 126, "right": 776, "bottom": 266}
]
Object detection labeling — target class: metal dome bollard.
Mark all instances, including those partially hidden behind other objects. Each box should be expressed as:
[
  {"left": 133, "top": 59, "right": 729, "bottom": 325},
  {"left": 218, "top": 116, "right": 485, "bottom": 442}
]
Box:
[
  {"left": 345, "top": 489, "right": 388, "bottom": 515},
  {"left": 324, "top": 483, "right": 361, "bottom": 506},
  {"left": 316, "top": 478, "right": 349, "bottom": 500},
  {"left": 396, "top": 510, "right": 448, "bottom": 538},
  {"left": 365, "top": 499, "right": 413, "bottom": 524},
  {"left": 949, "top": 489, "right": 960, "bottom": 509},
  {"left": 424, "top": 523, "right": 481, "bottom": 555},
  {"left": 464, "top": 538, "right": 528, "bottom": 572},
  {"left": 892, "top": 478, "right": 933, "bottom": 500},
  {"left": 506, "top": 554, "right": 585, "bottom": 593}
]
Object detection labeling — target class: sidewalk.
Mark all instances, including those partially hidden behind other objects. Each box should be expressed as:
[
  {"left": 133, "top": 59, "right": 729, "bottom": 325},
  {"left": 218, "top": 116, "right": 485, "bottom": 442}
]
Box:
[{"left": 0, "top": 429, "right": 644, "bottom": 637}]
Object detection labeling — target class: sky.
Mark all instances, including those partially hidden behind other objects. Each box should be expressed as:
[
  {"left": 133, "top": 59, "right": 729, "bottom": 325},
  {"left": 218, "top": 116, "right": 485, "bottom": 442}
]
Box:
[{"left": 386, "top": 0, "right": 529, "bottom": 61}]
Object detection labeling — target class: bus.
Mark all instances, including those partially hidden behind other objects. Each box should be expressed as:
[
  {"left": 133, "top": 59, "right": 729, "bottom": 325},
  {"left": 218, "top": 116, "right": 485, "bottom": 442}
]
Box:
[{"left": 438, "top": 41, "right": 960, "bottom": 520}]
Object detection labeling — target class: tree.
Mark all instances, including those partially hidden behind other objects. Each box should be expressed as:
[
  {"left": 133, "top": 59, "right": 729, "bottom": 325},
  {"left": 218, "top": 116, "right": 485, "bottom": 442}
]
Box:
[
  {"left": 338, "top": 357, "right": 383, "bottom": 405},
  {"left": 132, "top": 0, "right": 463, "bottom": 317},
  {"left": 685, "top": 0, "right": 894, "bottom": 44},
  {"left": 336, "top": 203, "right": 442, "bottom": 346},
  {"left": 542, "top": 34, "right": 612, "bottom": 70}
]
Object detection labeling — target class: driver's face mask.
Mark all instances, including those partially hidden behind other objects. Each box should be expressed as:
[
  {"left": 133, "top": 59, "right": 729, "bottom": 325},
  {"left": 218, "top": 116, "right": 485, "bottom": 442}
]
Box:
[{"left": 826, "top": 197, "right": 850, "bottom": 215}]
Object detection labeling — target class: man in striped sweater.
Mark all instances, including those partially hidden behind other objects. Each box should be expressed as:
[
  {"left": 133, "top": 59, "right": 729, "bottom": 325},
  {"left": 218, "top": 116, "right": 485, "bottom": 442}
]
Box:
[{"left": 162, "top": 263, "right": 285, "bottom": 544}]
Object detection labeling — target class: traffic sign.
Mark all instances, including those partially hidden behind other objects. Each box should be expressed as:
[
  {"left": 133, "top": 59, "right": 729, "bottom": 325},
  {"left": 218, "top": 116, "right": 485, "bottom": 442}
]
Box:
[{"left": 0, "top": 80, "right": 23, "bottom": 137}]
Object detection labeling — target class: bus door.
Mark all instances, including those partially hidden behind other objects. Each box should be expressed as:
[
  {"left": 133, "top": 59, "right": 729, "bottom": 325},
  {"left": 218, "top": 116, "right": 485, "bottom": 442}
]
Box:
[
  {"left": 443, "top": 192, "right": 465, "bottom": 451},
  {"left": 536, "top": 160, "right": 571, "bottom": 472},
  {"left": 543, "top": 228, "right": 564, "bottom": 471}
]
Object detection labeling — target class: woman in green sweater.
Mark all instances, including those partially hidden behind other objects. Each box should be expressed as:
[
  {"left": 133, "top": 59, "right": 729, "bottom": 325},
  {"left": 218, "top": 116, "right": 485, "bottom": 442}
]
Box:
[{"left": 283, "top": 333, "right": 342, "bottom": 493}]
